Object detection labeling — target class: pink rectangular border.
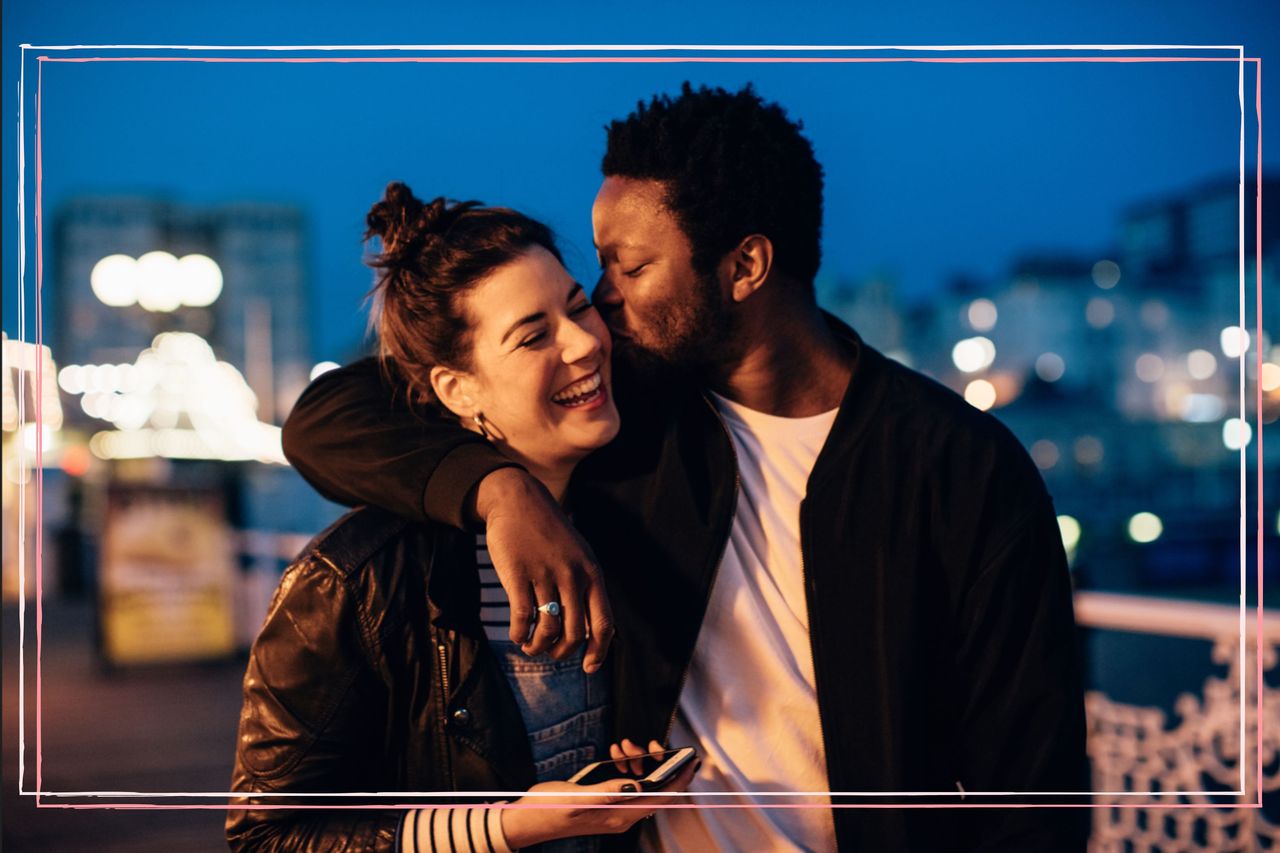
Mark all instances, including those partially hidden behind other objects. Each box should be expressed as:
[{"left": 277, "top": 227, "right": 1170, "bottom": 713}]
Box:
[{"left": 15, "top": 46, "right": 1265, "bottom": 812}]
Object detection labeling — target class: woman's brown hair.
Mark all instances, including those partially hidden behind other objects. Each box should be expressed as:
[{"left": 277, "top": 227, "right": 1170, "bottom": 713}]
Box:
[{"left": 364, "top": 181, "right": 563, "bottom": 411}]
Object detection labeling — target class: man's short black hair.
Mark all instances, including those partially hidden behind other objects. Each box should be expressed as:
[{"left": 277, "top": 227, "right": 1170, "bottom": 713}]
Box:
[{"left": 602, "top": 82, "right": 824, "bottom": 291}]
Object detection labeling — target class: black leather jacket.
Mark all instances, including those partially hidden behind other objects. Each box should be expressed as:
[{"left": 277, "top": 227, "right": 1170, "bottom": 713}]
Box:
[{"left": 226, "top": 507, "right": 539, "bottom": 851}]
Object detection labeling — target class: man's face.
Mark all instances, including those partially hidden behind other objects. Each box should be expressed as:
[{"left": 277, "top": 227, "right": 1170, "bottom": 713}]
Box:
[{"left": 591, "top": 177, "right": 731, "bottom": 374}]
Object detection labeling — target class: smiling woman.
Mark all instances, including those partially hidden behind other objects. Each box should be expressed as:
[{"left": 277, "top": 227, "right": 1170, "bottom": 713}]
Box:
[
  {"left": 225, "top": 184, "right": 688, "bottom": 853},
  {"left": 367, "top": 183, "right": 620, "bottom": 499}
]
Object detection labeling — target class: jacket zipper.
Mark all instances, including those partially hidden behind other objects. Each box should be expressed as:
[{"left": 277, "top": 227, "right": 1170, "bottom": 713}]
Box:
[
  {"left": 434, "top": 637, "right": 455, "bottom": 788},
  {"left": 798, "top": 498, "right": 831, "bottom": 797},
  {"left": 663, "top": 395, "right": 741, "bottom": 742}
]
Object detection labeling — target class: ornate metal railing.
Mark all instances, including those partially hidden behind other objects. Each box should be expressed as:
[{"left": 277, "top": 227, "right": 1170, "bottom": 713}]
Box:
[{"left": 1076, "top": 591, "right": 1280, "bottom": 851}]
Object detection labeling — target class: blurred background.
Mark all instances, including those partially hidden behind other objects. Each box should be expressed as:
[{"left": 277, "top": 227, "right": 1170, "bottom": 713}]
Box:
[{"left": 3, "top": 1, "right": 1279, "bottom": 850}]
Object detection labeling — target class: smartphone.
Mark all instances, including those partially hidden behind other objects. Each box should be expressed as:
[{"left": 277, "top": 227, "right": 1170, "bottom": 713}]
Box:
[{"left": 568, "top": 747, "right": 697, "bottom": 791}]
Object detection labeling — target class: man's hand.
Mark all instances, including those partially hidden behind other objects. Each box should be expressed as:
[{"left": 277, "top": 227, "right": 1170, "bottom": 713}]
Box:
[{"left": 472, "top": 468, "right": 615, "bottom": 671}]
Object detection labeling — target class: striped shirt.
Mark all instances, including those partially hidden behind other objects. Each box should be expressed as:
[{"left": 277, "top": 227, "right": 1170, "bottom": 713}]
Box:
[
  {"left": 397, "top": 805, "right": 514, "bottom": 853},
  {"left": 476, "top": 533, "right": 516, "bottom": 643}
]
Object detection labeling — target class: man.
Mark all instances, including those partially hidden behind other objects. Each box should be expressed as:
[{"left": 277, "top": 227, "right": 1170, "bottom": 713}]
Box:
[{"left": 284, "top": 83, "right": 1088, "bottom": 851}]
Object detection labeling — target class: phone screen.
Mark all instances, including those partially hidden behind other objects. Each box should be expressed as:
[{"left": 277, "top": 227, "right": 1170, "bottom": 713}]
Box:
[{"left": 574, "top": 750, "right": 685, "bottom": 786}]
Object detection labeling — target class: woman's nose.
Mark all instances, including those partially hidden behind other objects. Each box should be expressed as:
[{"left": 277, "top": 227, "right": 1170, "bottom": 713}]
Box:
[{"left": 561, "top": 319, "right": 603, "bottom": 364}]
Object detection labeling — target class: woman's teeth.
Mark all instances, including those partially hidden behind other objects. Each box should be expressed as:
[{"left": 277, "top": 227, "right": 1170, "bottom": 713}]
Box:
[{"left": 551, "top": 371, "right": 603, "bottom": 407}]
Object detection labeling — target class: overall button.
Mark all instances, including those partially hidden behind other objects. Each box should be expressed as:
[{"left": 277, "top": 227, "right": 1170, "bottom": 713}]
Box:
[{"left": 451, "top": 708, "right": 472, "bottom": 728}]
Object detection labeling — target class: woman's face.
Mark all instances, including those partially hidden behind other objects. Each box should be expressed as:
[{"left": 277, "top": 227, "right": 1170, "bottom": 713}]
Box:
[{"left": 436, "top": 246, "right": 621, "bottom": 476}]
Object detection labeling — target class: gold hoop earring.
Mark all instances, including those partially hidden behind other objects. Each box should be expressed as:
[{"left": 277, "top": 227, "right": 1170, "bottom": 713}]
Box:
[{"left": 473, "top": 411, "right": 493, "bottom": 441}]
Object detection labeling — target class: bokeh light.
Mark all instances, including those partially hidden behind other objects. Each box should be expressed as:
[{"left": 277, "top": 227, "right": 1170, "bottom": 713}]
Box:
[
  {"left": 1086, "top": 297, "right": 1115, "bottom": 329},
  {"left": 1057, "top": 515, "right": 1081, "bottom": 552},
  {"left": 136, "top": 251, "right": 183, "bottom": 313},
  {"left": 967, "top": 298, "right": 998, "bottom": 332},
  {"left": 1128, "top": 512, "right": 1163, "bottom": 544},
  {"left": 1186, "top": 349, "right": 1217, "bottom": 380},
  {"left": 1091, "top": 260, "right": 1120, "bottom": 289},
  {"left": 952, "top": 337, "right": 996, "bottom": 373},
  {"left": 310, "top": 361, "right": 341, "bottom": 381},
  {"left": 176, "top": 254, "right": 224, "bottom": 307},
  {"left": 1220, "top": 326, "right": 1250, "bottom": 359},
  {"left": 1222, "top": 418, "right": 1252, "bottom": 450},
  {"left": 1135, "top": 353, "right": 1164, "bottom": 383},
  {"left": 1035, "top": 352, "right": 1065, "bottom": 382},
  {"left": 90, "top": 254, "right": 138, "bottom": 307},
  {"left": 964, "top": 379, "right": 997, "bottom": 410}
]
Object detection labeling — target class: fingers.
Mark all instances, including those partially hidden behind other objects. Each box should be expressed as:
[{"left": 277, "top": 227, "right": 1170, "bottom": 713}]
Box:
[
  {"left": 619, "top": 738, "right": 647, "bottom": 776},
  {"left": 523, "top": 581, "right": 562, "bottom": 656},
  {"left": 600, "top": 777, "right": 645, "bottom": 805},
  {"left": 549, "top": 575, "right": 586, "bottom": 661},
  {"left": 583, "top": 568, "right": 615, "bottom": 674},
  {"left": 506, "top": 582, "right": 538, "bottom": 647}
]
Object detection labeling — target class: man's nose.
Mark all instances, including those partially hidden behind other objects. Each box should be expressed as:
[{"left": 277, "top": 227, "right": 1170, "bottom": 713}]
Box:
[{"left": 593, "top": 273, "right": 622, "bottom": 312}]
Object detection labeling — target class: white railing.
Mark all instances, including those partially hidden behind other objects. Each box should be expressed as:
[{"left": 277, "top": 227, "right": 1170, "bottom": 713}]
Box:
[{"left": 1075, "top": 591, "right": 1280, "bottom": 852}]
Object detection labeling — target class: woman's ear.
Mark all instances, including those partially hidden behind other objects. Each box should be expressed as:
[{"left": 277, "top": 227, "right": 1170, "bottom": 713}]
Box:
[{"left": 429, "top": 365, "right": 476, "bottom": 421}]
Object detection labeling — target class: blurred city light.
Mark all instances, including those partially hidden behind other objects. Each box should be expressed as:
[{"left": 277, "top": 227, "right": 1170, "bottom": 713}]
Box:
[
  {"left": 21, "top": 423, "right": 56, "bottom": 455},
  {"left": 967, "top": 298, "right": 998, "bottom": 332},
  {"left": 1128, "top": 512, "right": 1163, "bottom": 544},
  {"left": 1186, "top": 349, "right": 1218, "bottom": 381},
  {"left": 176, "top": 253, "right": 224, "bottom": 307},
  {"left": 1135, "top": 353, "right": 1165, "bottom": 383},
  {"left": 90, "top": 254, "right": 139, "bottom": 307},
  {"left": 1057, "top": 514, "right": 1081, "bottom": 552},
  {"left": 1139, "top": 299, "right": 1170, "bottom": 331},
  {"left": 963, "top": 378, "right": 997, "bottom": 411},
  {"left": 1086, "top": 296, "right": 1115, "bottom": 329},
  {"left": 1220, "top": 326, "right": 1250, "bottom": 359},
  {"left": 2, "top": 337, "right": 63, "bottom": 432},
  {"left": 1035, "top": 352, "right": 1066, "bottom": 382},
  {"left": 65, "top": 331, "right": 285, "bottom": 464},
  {"left": 1074, "top": 435, "right": 1104, "bottom": 466},
  {"left": 952, "top": 336, "right": 996, "bottom": 373},
  {"left": 136, "top": 251, "right": 184, "bottom": 313},
  {"left": 1180, "top": 394, "right": 1225, "bottom": 423},
  {"left": 91, "top": 251, "right": 224, "bottom": 312},
  {"left": 1091, "top": 259, "right": 1121, "bottom": 289},
  {"left": 1261, "top": 362, "right": 1280, "bottom": 393},
  {"left": 1222, "top": 418, "right": 1252, "bottom": 451},
  {"left": 1031, "top": 439, "right": 1060, "bottom": 469},
  {"left": 310, "top": 361, "right": 341, "bottom": 381}
]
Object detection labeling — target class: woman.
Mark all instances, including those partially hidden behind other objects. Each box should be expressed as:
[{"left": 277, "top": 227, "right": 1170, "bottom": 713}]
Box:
[{"left": 227, "top": 183, "right": 693, "bottom": 852}]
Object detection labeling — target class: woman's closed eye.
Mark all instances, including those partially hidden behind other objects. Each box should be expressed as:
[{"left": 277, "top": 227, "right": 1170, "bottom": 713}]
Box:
[{"left": 517, "top": 330, "right": 548, "bottom": 349}]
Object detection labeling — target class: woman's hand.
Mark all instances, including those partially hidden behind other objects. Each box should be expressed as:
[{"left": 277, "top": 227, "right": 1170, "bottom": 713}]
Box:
[{"left": 500, "top": 756, "right": 698, "bottom": 848}]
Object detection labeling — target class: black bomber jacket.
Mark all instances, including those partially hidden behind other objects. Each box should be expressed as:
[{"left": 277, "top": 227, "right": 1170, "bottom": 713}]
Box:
[
  {"left": 226, "top": 508, "right": 539, "bottom": 851},
  {"left": 280, "top": 316, "right": 1091, "bottom": 852}
]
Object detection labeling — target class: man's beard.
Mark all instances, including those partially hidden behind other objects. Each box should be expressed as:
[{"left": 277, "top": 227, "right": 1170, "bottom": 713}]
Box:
[{"left": 611, "top": 274, "right": 734, "bottom": 382}]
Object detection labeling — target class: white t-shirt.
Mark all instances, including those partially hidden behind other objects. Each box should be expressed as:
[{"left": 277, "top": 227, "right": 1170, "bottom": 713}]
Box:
[{"left": 647, "top": 392, "right": 839, "bottom": 853}]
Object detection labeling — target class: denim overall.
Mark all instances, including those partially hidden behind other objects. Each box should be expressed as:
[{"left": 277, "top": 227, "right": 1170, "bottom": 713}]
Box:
[{"left": 479, "top": 534, "right": 610, "bottom": 852}]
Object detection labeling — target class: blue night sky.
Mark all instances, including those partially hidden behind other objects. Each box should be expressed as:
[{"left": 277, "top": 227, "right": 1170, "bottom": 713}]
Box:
[{"left": 3, "top": 1, "right": 1276, "bottom": 366}]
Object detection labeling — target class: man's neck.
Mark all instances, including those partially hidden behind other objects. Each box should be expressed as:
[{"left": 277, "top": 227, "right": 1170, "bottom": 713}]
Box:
[{"left": 706, "top": 300, "right": 855, "bottom": 417}]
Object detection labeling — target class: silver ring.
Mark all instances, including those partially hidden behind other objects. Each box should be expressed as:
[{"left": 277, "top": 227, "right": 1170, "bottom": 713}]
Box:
[{"left": 536, "top": 601, "right": 562, "bottom": 618}]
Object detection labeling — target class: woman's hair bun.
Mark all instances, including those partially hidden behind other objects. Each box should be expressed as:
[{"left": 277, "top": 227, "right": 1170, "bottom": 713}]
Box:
[{"left": 365, "top": 182, "right": 453, "bottom": 263}]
